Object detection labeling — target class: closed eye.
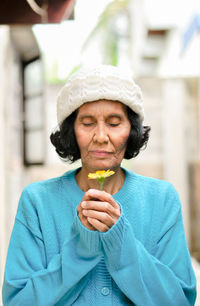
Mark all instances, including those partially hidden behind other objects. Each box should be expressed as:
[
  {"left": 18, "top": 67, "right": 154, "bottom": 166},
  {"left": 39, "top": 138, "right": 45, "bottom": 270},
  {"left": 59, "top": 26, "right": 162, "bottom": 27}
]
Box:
[
  {"left": 82, "top": 122, "right": 95, "bottom": 126},
  {"left": 108, "top": 123, "right": 120, "bottom": 127}
]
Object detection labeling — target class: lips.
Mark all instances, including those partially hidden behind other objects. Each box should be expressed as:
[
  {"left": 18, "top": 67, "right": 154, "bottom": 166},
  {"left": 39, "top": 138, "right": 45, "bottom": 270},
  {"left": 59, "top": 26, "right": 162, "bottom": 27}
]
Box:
[{"left": 90, "top": 150, "right": 112, "bottom": 157}]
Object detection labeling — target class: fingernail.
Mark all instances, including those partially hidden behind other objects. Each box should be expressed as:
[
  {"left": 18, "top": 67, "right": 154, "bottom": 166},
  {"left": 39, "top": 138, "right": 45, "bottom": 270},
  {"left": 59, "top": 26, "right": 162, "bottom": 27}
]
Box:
[
  {"left": 82, "top": 209, "right": 87, "bottom": 215},
  {"left": 81, "top": 201, "right": 86, "bottom": 208}
]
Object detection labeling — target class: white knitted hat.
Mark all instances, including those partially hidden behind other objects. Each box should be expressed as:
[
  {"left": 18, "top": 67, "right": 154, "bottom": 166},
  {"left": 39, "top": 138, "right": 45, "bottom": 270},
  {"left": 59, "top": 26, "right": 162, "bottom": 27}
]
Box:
[{"left": 57, "top": 65, "right": 144, "bottom": 125}]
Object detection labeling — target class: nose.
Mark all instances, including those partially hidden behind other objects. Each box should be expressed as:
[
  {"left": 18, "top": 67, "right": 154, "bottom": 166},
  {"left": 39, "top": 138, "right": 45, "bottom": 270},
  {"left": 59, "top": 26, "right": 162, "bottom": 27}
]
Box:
[{"left": 93, "top": 123, "right": 109, "bottom": 143}]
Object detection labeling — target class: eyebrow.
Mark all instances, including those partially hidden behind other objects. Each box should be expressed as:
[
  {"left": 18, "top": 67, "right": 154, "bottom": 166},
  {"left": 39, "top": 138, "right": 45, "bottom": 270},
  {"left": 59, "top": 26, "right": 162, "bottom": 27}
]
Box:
[
  {"left": 79, "top": 114, "right": 123, "bottom": 120},
  {"left": 107, "top": 114, "right": 123, "bottom": 119},
  {"left": 79, "top": 115, "right": 94, "bottom": 121}
]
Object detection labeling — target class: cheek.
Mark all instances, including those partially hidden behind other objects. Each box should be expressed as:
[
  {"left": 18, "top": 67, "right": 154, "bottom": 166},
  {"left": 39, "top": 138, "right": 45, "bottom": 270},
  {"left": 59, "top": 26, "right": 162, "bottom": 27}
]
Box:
[
  {"left": 115, "top": 129, "right": 130, "bottom": 152},
  {"left": 74, "top": 122, "right": 84, "bottom": 149},
  {"left": 75, "top": 130, "right": 82, "bottom": 146},
  {"left": 75, "top": 129, "right": 91, "bottom": 153},
  {"left": 75, "top": 132, "right": 85, "bottom": 149}
]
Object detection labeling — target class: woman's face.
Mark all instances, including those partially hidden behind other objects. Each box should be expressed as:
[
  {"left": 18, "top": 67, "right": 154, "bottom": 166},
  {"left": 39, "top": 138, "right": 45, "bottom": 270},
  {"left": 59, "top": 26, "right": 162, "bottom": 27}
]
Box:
[{"left": 74, "top": 99, "right": 131, "bottom": 171}]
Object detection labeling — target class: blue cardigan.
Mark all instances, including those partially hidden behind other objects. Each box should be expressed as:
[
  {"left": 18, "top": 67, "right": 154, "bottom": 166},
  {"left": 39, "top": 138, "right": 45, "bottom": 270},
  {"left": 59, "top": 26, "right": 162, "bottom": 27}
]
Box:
[{"left": 2, "top": 168, "right": 196, "bottom": 305}]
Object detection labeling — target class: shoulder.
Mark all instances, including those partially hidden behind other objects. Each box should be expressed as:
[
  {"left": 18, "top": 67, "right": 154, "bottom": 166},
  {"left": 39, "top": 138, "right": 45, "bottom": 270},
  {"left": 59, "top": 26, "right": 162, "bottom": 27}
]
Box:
[
  {"left": 126, "top": 168, "right": 174, "bottom": 191},
  {"left": 125, "top": 169, "right": 180, "bottom": 207},
  {"left": 22, "top": 169, "right": 76, "bottom": 196},
  {"left": 18, "top": 169, "right": 77, "bottom": 212},
  {"left": 15, "top": 169, "right": 77, "bottom": 228}
]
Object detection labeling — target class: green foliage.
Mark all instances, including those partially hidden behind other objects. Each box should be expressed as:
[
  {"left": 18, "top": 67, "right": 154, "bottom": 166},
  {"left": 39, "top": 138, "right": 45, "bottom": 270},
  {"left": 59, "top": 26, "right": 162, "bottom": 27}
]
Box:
[
  {"left": 45, "top": 59, "right": 82, "bottom": 85},
  {"left": 45, "top": 0, "right": 130, "bottom": 84},
  {"left": 82, "top": 0, "right": 130, "bottom": 66},
  {"left": 44, "top": 57, "right": 61, "bottom": 84},
  {"left": 65, "top": 64, "right": 82, "bottom": 81}
]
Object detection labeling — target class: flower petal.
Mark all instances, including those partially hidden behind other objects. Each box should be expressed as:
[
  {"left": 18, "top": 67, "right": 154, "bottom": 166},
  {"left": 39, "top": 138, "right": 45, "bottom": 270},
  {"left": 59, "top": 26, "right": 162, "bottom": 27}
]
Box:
[{"left": 88, "top": 170, "right": 115, "bottom": 179}]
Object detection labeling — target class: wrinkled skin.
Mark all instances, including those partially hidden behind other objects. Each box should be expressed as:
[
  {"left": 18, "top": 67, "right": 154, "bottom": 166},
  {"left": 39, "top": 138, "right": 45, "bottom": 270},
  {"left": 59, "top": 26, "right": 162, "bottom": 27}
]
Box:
[{"left": 74, "top": 100, "right": 131, "bottom": 232}]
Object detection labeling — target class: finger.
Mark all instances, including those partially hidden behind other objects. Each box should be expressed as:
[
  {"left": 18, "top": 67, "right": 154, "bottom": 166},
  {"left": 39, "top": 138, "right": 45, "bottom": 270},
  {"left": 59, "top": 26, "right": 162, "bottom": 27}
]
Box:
[
  {"left": 84, "top": 189, "right": 119, "bottom": 208},
  {"left": 87, "top": 217, "right": 110, "bottom": 232},
  {"left": 81, "top": 200, "right": 116, "bottom": 215},
  {"left": 82, "top": 209, "right": 115, "bottom": 228},
  {"left": 78, "top": 211, "right": 96, "bottom": 231}
]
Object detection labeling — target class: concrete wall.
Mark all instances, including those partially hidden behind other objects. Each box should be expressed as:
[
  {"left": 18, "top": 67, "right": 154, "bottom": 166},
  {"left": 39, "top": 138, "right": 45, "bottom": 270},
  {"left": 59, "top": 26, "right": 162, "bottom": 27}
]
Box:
[
  {"left": 190, "top": 163, "right": 200, "bottom": 261},
  {"left": 130, "top": 77, "right": 199, "bottom": 249},
  {"left": 0, "top": 26, "right": 27, "bottom": 289},
  {"left": 0, "top": 26, "right": 8, "bottom": 289}
]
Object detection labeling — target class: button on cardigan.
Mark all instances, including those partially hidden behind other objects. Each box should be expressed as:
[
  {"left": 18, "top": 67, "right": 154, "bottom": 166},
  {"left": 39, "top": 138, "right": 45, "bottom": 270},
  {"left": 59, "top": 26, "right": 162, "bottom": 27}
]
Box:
[{"left": 2, "top": 168, "right": 196, "bottom": 305}]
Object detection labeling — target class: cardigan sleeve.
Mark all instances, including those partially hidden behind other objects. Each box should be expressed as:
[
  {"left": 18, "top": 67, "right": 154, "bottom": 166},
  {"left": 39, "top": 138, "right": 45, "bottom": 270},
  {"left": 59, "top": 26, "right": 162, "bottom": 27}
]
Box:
[
  {"left": 100, "top": 185, "right": 196, "bottom": 306},
  {"left": 2, "top": 188, "right": 102, "bottom": 306}
]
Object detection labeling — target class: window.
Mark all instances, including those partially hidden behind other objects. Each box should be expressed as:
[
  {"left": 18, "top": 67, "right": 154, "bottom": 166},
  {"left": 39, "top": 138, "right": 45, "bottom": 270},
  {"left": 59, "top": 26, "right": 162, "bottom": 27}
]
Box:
[{"left": 23, "top": 57, "right": 45, "bottom": 165}]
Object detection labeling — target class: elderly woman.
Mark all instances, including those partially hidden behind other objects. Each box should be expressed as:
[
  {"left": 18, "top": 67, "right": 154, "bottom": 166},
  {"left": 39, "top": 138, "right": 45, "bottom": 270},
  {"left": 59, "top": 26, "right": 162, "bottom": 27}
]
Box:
[{"left": 3, "top": 65, "right": 196, "bottom": 305}]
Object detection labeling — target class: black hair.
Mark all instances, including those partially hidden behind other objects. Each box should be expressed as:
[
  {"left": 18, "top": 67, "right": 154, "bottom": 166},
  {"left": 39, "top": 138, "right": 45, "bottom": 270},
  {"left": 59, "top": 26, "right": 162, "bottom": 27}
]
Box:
[
  {"left": 50, "top": 106, "right": 151, "bottom": 163},
  {"left": 125, "top": 107, "right": 150, "bottom": 158}
]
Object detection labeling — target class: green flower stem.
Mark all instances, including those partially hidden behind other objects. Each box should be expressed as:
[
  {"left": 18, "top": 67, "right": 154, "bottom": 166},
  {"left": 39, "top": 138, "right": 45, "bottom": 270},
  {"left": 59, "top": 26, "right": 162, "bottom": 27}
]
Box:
[
  {"left": 99, "top": 182, "right": 104, "bottom": 190},
  {"left": 97, "top": 178, "right": 105, "bottom": 191}
]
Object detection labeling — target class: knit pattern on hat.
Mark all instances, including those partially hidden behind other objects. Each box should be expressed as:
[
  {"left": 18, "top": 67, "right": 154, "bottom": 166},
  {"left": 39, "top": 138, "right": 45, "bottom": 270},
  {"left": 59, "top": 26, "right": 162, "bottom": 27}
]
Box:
[{"left": 57, "top": 65, "right": 144, "bottom": 125}]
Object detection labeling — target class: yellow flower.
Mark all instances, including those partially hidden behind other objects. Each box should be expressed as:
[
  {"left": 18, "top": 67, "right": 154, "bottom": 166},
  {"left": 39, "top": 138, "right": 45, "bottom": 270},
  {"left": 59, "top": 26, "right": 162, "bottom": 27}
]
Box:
[
  {"left": 88, "top": 170, "right": 115, "bottom": 179},
  {"left": 88, "top": 170, "right": 115, "bottom": 190}
]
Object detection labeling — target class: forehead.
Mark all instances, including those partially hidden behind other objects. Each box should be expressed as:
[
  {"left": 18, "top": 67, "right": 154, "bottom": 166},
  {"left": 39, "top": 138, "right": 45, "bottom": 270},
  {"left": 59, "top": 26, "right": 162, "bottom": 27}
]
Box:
[{"left": 77, "top": 99, "right": 127, "bottom": 116}]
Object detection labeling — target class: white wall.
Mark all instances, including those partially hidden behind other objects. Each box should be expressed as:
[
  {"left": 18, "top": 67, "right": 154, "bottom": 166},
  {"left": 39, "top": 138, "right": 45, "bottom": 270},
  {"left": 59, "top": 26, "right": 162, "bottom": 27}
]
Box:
[
  {"left": 0, "top": 26, "right": 9, "bottom": 290},
  {"left": 0, "top": 26, "right": 25, "bottom": 298}
]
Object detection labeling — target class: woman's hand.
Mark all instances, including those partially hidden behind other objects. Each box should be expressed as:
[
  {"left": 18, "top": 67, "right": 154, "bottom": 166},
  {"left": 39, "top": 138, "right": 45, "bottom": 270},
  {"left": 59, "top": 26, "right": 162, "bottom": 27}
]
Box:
[
  {"left": 77, "top": 189, "right": 121, "bottom": 232},
  {"left": 77, "top": 197, "right": 96, "bottom": 231}
]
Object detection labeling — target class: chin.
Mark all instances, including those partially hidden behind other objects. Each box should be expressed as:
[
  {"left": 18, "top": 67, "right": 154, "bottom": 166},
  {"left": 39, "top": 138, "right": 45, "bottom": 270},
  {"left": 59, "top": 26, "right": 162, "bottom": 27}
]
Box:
[{"left": 85, "top": 161, "right": 121, "bottom": 171}]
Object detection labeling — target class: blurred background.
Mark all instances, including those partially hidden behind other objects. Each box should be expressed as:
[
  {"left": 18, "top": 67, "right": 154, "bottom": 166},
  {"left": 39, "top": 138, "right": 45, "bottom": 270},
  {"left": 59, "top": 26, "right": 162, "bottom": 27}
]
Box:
[{"left": 0, "top": 0, "right": 200, "bottom": 304}]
